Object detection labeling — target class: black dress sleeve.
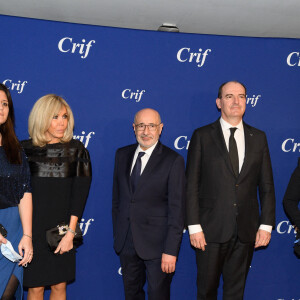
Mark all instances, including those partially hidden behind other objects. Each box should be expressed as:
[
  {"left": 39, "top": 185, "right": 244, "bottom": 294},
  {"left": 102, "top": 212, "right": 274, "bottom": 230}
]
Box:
[
  {"left": 283, "top": 158, "right": 300, "bottom": 229},
  {"left": 20, "top": 150, "right": 32, "bottom": 195},
  {"left": 70, "top": 142, "right": 92, "bottom": 218}
]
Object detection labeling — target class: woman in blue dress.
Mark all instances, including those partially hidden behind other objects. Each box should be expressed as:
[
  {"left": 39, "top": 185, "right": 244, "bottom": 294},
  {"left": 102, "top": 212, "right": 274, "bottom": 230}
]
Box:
[{"left": 0, "top": 83, "right": 33, "bottom": 300}]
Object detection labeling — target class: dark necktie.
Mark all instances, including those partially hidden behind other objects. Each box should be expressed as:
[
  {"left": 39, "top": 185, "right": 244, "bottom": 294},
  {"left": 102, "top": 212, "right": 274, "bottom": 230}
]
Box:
[
  {"left": 229, "top": 127, "right": 239, "bottom": 177},
  {"left": 131, "top": 152, "right": 145, "bottom": 193}
]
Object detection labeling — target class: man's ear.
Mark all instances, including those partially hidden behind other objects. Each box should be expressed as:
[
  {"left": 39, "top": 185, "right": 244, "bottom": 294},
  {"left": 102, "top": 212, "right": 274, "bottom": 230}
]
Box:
[
  {"left": 159, "top": 123, "right": 164, "bottom": 135},
  {"left": 216, "top": 98, "right": 221, "bottom": 109}
]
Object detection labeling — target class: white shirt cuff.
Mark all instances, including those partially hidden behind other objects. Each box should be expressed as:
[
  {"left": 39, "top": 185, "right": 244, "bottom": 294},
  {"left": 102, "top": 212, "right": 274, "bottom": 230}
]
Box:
[
  {"left": 259, "top": 224, "right": 272, "bottom": 233},
  {"left": 188, "top": 224, "right": 203, "bottom": 235}
]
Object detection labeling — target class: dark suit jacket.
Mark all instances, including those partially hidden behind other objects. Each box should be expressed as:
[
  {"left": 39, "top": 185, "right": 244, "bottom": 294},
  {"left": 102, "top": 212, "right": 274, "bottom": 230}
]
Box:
[
  {"left": 112, "top": 141, "right": 185, "bottom": 260},
  {"left": 283, "top": 158, "right": 300, "bottom": 229},
  {"left": 186, "top": 119, "right": 275, "bottom": 243}
]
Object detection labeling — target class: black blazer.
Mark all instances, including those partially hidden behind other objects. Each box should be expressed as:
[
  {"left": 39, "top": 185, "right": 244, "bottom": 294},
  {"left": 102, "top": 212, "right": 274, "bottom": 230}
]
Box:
[
  {"left": 283, "top": 158, "right": 300, "bottom": 229},
  {"left": 186, "top": 119, "right": 275, "bottom": 243},
  {"left": 112, "top": 142, "right": 185, "bottom": 260}
]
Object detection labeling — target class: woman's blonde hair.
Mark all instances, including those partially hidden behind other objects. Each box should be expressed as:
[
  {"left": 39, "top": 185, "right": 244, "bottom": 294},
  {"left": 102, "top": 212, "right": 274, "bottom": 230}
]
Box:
[{"left": 28, "top": 94, "right": 74, "bottom": 147}]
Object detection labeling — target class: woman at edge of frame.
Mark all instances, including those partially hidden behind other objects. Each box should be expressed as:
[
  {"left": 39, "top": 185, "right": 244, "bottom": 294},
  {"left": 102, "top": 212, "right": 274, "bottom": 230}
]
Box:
[
  {"left": 21, "top": 94, "right": 92, "bottom": 300},
  {"left": 283, "top": 158, "right": 300, "bottom": 239},
  {"left": 0, "top": 83, "right": 33, "bottom": 300}
]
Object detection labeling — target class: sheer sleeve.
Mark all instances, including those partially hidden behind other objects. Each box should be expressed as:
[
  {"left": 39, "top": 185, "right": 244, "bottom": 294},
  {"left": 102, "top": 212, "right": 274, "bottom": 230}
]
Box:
[
  {"left": 20, "top": 150, "right": 32, "bottom": 195},
  {"left": 70, "top": 143, "right": 92, "bottom": 218},
  {"left": 0, "top": 149, "right": 31, "bottom": 209}
]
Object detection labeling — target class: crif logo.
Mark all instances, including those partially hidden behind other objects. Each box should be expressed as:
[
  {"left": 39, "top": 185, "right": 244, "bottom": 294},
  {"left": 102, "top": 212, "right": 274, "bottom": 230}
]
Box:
[
  {"left": 58, "top": 37, "right": 95, "bottom": 59},
  {"left": 122, "top": 89, "right": 145, "bottom": 103},
  {"left": 177, "top": 48, "right": 211, "bottom": 68},
  {"left": 246, "top": 94, "right": 261, "bottom": 107},
  {"left": 276, "top": 220, "right": 296, "bottom": 234},
  {"left": 79, "top": 218, "right": 94, "bottom": 236},
  {"left": 73, "top": 131, "right": 95, "bottom": 148},
  {"left": 174, "top": 136, "right": 190, "bottom": 150},
  {"left": 2, "top": 79, "right": 28, "bottom": 94},
  {"left": 287, "top": 52, "right": 300, "bottom": 66},
  {"left": 281, "top": 138, "right": 300, "bottom": 153}
]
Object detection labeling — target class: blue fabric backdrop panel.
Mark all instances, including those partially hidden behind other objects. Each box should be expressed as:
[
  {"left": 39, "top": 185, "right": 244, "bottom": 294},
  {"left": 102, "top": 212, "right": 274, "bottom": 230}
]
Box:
[{"left": 1, "top": 14, "right": 300, "bottom": 300}]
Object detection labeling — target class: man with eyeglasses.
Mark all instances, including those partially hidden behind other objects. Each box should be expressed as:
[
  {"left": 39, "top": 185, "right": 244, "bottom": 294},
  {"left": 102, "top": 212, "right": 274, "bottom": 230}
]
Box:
[
  {"left": 186, "top": 81, "right": 275, "bottom": 299},
  {"left": 112, "top": 108, "right": 185, "bottom": 300}
]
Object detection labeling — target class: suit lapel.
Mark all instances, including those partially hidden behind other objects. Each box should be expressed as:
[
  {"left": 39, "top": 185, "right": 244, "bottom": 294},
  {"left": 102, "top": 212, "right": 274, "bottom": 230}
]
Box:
[
  {"left": 210, "top": 120, "right": 236, "bottom": 177},
  {"left": 126, "top": 145, "right": 137, "bottom": 194},
  {"left": 238, "top": 122, "right": 253, "bottom": 181}
]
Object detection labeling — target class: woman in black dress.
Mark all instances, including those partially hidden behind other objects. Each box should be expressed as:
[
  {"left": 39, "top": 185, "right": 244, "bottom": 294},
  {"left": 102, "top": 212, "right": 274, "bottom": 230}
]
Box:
[
  {"left": 22, "top": 94, "right": 92, "bottom": 300},
  {"left": 0, "top": 83, "right": 33, "bottom": 300}
]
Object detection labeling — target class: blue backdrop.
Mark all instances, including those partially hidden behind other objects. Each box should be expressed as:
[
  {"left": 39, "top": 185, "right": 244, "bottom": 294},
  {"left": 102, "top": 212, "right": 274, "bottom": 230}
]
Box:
[{"left": 1, "top": 14, "right": 300, "bottom": 300}]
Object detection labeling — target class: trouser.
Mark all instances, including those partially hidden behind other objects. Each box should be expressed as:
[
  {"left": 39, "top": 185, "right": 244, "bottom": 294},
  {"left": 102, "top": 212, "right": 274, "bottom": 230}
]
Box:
[
  {"left": 119, "top": 227, "right": 174, "bottom": 300},
  {"left": 196, "top": 236, "right": 254, "bottom": 300}
]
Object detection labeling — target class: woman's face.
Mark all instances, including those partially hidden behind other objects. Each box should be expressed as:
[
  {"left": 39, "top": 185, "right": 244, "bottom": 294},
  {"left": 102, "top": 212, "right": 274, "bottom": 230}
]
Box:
[
  {"left": 0, "top": 90, "right": 9, "bottom": 125},
  {"left": 45, "top": 106, "right": 68, "bottom": 144}
]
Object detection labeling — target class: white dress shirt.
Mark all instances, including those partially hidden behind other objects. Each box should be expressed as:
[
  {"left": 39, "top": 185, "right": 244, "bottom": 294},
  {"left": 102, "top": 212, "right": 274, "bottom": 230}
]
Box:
[
  {"left": 130, "top": 142, "right": 158, "bottom": 175},
  {"left": 188, "top": 118, "right": 272, "bottom": 235},
  {"left": 220, "top": 117, "right": 245, "bottom": 172}
]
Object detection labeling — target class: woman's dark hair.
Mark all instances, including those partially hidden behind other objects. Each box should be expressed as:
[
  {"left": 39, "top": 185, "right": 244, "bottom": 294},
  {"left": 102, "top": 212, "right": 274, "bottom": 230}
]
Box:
[{"left": 0, "top": 83, "right": 21, "bottom": 164}]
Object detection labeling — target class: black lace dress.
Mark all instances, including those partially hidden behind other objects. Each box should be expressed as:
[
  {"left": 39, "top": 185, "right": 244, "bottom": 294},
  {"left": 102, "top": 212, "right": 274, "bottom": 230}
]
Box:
[{"left": 21, "top": 139, "right": 92, "bottom": 287}]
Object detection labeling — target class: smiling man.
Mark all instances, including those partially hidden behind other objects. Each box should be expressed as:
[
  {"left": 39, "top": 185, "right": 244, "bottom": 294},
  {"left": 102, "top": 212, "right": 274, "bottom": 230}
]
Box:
[
  {"left": 112, "top": 108, "right": 185, "bottom": 300},
  {"left": 186, "top": 81, "right": 275, "bottom": 300}
]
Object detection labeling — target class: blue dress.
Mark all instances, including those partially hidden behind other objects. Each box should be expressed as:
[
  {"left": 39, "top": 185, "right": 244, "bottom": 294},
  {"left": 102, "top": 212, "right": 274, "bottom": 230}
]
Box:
[{"left": 0, "top": 147, "right": 31, "bottom": 299}]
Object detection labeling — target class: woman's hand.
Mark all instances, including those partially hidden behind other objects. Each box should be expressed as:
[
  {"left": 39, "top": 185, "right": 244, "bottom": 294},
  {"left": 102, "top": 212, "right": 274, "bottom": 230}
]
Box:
[
  {"left": 18, "top": 192, "right": 33, "bottom": 266},
  {"left": 54, "top": 231, "right": 74, "bottom": 255},
  {"left": 18, "top": 235, "right": 33, "bottom": 266},
  {"left": 0, "top": 233, "right": 7, "bottom": 246}
]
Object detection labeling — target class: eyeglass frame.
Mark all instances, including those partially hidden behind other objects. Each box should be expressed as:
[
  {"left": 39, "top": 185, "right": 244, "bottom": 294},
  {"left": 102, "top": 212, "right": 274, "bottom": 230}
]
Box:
[{"left": 134, "top": 123, "right": 162, "bottom": 131}]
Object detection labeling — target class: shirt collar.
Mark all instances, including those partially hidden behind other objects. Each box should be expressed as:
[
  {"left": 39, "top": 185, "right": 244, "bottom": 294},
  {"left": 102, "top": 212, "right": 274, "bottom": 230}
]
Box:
[
  {"left": 220, "top": 117, "right": 243, "bottom": 132},
  {"left": 136, "top": 141, "right": 158, "bottom": 156}
]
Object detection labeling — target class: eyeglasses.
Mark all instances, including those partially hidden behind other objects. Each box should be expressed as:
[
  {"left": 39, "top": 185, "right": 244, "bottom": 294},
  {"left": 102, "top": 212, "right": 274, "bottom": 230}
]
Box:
[{"left": 134, "top": 123, "right": 161, "bottom": 131}]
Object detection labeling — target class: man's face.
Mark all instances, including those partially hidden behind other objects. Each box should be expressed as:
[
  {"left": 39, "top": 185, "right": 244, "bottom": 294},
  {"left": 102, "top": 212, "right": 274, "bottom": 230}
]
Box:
[
  {"left": 216, "top": 82, "right": 246, "bottom": 124},
  {"left": 133, "top": 109, "right": 163, "bottom": 150}
]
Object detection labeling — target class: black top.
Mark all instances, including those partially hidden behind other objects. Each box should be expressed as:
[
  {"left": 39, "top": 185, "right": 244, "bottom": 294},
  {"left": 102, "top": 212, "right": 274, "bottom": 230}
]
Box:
[
  {"left": 0, "top": 147, "right": 31, "bottom": 209},
  {"left": 283, "top": 158, "right": 300, "bottom": 229},
  {"left": 21, "top": 139, "right": 92, "bottom": 287},
  {"left": 21, "top": 139, "right": 91, "bottom": 218}
]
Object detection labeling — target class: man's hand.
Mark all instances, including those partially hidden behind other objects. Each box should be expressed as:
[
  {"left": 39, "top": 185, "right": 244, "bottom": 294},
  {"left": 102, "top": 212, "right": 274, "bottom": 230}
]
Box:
[
  {"left": 190, "top": 231, "right": 207, "bottom": 251},
  {"left": 255, "top": 229, "right": 271, "bottom": 248},
  {"left": 161, "top": 253, "right": 176, "bottom": 273}
]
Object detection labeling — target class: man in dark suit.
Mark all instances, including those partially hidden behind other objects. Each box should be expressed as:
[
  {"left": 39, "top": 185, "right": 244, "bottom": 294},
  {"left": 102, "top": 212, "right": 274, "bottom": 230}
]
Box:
[
  {"left": 186, "top": 81, "right": 275, "bottom": 300},
  {"left": 112, "top": 108, "right": 185, "bottom": 300}
]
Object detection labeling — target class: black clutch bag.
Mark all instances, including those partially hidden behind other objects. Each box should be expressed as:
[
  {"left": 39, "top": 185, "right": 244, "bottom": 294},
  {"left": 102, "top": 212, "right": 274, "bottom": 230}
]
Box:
[
  {"left": 0, "top": 223, "right": 7, "bottom": 238},
  {"left": 46, "top": 222, "right": 83, "bottom": 251}
]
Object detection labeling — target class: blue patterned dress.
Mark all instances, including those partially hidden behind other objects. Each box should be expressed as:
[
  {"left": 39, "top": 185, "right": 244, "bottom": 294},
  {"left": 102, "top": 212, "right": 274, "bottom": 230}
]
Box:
[{"left": 0, "top": 147, "right": 31, "bottom": 300}]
